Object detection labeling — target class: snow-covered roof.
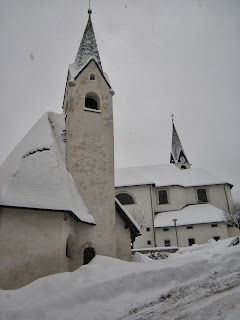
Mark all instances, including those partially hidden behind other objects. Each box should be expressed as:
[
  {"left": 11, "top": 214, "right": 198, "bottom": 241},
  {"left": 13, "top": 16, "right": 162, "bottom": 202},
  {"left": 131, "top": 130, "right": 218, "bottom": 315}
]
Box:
[
  {"left": 68, "top": 11, "right": 112, "bottom": 92},
  {"left": 115, "top": 198, "right": 141, "bottom": 237},
  {"left": 0, "top": 112, "right": 95, "bottom": 224},
  {"left": 115, "top": 164, "right": 229, "bottom": 188},
  {"left": 170, "top": 120, "right": 189, "bottom": 164},
  {"left": 70, "top": 13, "right": 102, "bottom": 79},
  {"left": 154, "top": 204, "right": 225, "bottom": 228}
]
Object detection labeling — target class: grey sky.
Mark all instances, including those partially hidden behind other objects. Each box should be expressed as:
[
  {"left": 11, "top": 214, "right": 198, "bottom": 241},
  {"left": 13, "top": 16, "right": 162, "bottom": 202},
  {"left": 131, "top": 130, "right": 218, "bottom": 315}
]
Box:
[{"left": 0, "top": 0, "right": 240, "bottom": 199}]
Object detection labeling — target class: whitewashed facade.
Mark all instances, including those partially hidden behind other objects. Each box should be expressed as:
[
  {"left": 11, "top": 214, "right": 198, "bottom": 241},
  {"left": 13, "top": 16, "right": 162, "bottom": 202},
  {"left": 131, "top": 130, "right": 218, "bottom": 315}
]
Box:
[{"left": 115, "top": 120, "right": 239, "bottom": 249}]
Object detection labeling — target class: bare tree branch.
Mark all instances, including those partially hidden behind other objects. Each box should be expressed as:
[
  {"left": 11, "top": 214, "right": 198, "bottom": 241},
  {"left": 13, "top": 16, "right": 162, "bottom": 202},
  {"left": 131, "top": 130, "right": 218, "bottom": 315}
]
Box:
[{"left": 222, "top": 201, "right": 240, "bottom": 229}]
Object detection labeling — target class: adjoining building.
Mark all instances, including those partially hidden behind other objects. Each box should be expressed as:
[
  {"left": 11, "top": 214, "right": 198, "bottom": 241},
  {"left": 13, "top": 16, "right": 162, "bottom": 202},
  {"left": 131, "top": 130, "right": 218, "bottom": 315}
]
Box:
[{"left": 115, "top": 118, "right": 239, "bottom": 249}]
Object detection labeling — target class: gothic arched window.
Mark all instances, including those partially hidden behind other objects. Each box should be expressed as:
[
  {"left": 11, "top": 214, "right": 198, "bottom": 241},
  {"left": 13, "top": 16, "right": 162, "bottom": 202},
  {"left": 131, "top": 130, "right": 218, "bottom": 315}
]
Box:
[{"left": 116, "top": 193, "right": 135, "bottom": 205}]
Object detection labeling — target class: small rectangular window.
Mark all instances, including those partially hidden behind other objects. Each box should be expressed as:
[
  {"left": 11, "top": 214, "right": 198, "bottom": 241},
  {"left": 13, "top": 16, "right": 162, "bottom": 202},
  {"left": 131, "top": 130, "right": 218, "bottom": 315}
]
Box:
[
  {"left": 186, "top": 226, "right": 193, "bottom": 229},
  {"left": 211, "top": 224, "right": 218, "bottom": 228},
  {"left": 213, "top": 236, "right": 220, "bottom": 241},
  {"left": 164, "top": 240, "right": 171, "bottom": 247},
  {"left": 146, "top": 227, "right": 150, "bottom": 232},
  {"left": 197, "top": 188, "right": 208, "bottom": 203},
  {"left": 188, "top": 238, "right": 195, "bottom": 246},
  {"left": 147, "top": 240, "right": 152, "bottom": 245},
  {"left": 163, "top": 228, "right": 169, "bottom": 232},
  {"left": 158, "top": 190, "right": 168, "bottom": 204}
]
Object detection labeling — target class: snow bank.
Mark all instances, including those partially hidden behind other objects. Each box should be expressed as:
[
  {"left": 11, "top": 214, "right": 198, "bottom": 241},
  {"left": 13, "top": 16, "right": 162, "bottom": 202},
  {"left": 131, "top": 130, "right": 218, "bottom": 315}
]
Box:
[
  {"left": 131, "top": 252, "right": 154, "bottom": 262},
  {"left": 1, "top": 238, "right": 240, "bottom": 320}
]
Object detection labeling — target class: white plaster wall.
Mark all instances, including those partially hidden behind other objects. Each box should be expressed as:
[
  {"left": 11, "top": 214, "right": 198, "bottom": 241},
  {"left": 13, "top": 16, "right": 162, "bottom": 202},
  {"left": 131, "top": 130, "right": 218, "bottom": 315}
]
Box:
[
  {"left": 155, "top": 222, "right": 229, "bottom": 247},
  {"left": 115, "top": 212, "right": 132, "bottom": 261},
  {"left": 153, "top": 185, "right": 195, "bottom": 212},
  {"left": 227, "top": 225, "right": 240, "bottom": 237},
  {"left": 0, "top": 207, "right": 76, "bottom": 289},
  {"left": 152, "top": 183, "right": 232, "bottom": 213},
  {"left": 65, "top": 61, "right": 116, "bottom": 258},
  {"left": 115, "top": 185, "right": 155, "bottom": 249}
]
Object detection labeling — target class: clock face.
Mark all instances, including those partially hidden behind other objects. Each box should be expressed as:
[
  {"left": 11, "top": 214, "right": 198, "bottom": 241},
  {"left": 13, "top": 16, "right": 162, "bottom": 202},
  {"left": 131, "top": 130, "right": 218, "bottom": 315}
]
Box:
[{"left": 180, "top": 156, "right": 186, "bottom": 163}]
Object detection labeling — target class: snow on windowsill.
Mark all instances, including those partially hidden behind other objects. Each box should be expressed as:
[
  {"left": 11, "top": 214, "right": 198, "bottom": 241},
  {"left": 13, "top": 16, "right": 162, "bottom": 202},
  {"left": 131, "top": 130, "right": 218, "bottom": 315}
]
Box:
[{"left": 84, "top": 107, "right": 101, "bottom": 113}]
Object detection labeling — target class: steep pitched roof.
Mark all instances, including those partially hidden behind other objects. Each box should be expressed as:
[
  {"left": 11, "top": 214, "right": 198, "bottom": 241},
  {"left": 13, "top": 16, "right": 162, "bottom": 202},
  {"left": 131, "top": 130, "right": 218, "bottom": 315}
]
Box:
[
  {"left": 68, "top": 10, "right": 112, "bottom": 89},
  {"left": 115, "top": 198, "right": 141, "bottom": 239},
  {"left": 170, "top": 119, "right": 189, "bottom": 165},
  {"left": 115, "top": 164, "right": 231, "bottom": 188},
  {"left": 0, "top": 112, "right": 95, "bottom": 224},
  {"left": 74, "top": 10, "right": 102, "bottom": 72},
  {"left": 154, "top": 204, "right": 225, "bottom": 227}
]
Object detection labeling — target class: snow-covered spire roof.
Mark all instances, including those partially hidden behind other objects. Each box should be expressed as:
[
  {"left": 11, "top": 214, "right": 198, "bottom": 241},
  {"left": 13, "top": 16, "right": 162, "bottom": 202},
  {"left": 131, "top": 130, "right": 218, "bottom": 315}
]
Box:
[
  {"left": 170, "top": 116, "right": 190, "bottom": 165},
  {"left": 69, "top": 9, "right": 103, "bottom": 80}
]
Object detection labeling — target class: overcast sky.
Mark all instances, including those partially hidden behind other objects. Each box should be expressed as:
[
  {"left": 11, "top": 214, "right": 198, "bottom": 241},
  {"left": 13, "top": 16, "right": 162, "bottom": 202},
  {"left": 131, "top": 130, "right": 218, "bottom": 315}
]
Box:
[{"left": 0, "top": 0, "right": 240, "bottom": 199}]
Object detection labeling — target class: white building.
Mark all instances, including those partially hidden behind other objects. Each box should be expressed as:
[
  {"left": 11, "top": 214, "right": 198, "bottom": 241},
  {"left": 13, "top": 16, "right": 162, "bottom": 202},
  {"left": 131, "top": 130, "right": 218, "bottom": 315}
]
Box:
[
  {"left": 115, "top": 119, "right": 239, "bottom": 249},
  {"left": 0, "top": 10, "right": 140, "bottom": 290}
]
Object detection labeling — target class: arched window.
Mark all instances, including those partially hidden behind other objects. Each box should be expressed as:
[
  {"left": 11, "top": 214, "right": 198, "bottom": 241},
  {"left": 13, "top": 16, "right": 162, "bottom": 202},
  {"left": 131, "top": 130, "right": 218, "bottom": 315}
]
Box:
[
  {"left": 66, "top": 235, "right": 74, "bottom": 258},
  {"left": 116, "top": 193, "right": 135, "bottom": 205},
  {"left": 83, "top": 247, "right": 96, "bottom": 265},
  {"left": 158, "top": 190, "right": 168, "bottom": 204},
  {"left": 85, "top": 92, "right": 99, "bottom": 110},
  {"left": 197, "top": 188, "right": 208, "bottom": 203}
]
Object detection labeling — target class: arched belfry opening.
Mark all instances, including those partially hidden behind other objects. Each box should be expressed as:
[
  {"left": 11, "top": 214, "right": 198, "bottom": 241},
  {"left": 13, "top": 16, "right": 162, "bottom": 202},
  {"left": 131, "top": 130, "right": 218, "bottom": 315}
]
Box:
[
  {"left": 83, "top": 247, "right": 96, "bottom": 264},
  {"left": 85, "top": 92, "right": 100, "bottom": 110}
]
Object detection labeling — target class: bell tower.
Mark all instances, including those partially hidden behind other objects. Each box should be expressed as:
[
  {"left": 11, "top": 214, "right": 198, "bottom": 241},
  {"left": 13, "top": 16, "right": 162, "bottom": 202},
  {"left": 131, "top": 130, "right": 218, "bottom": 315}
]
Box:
[
  {"left": 170, "top": 115, "right": 191, "bottom": 170},
  {"left": 62, "top": 9, "right": 116, "bottom": 258}
]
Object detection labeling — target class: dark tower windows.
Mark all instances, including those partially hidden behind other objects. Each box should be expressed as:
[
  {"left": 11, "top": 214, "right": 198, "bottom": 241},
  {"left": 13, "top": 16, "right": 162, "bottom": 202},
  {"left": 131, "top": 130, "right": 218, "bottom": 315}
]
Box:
[{"left": 85, "top": 92, "right": 100, "bottom": 110}]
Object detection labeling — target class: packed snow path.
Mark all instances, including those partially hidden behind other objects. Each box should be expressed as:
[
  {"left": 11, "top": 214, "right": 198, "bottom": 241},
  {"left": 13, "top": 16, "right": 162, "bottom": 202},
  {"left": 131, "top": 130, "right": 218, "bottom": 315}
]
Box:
[
  {"left": 124, "top": 270, "right": 240, "bottom": 320},
  {"left": 1, "top": 238, "right": 240, "bottom": 320}
]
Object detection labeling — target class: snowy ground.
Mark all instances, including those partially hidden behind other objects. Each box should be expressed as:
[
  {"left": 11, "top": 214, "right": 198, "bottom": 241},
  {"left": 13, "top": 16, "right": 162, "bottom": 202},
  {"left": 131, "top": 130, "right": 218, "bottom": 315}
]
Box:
[{"left": 1, "top": 238, "right": 240, "bottom": 320}]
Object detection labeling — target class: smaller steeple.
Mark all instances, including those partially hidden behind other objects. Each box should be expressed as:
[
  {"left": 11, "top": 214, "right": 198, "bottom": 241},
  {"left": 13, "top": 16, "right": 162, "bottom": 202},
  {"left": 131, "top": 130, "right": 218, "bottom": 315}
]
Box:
[{"left": 170, "top": 115, "right": 191, "bottom": 170}]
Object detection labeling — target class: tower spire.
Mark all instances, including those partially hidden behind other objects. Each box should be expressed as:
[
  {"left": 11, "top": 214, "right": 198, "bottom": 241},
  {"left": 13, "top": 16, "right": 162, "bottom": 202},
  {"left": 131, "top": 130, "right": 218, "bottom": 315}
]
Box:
[
  {"left": 170, "top": 116, "right": 191, "bottom": 169},
  {"left": 69, "top": 7, "right": 103, "bottom": 81}
]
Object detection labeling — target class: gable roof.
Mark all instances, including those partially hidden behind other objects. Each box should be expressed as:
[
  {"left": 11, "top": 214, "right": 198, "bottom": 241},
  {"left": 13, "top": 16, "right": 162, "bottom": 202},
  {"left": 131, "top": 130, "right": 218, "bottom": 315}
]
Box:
[
  {"left": 115, "top": 164, "right": 231, "bottom": 188},
  {"left": 115, "top": 198, "right": 141, "bottom": 238},
  {"left": 154, "top": 204, "right": 225, "bottom": 227},
  {"left": 0, "top": 112, "right": 95, "bottom": 224}
]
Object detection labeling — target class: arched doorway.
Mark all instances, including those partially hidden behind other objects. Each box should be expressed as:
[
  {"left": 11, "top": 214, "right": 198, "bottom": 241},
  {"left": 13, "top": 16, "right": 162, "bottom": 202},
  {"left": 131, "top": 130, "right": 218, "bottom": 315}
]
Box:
[{"left": 83, "top": 247, "right": 96, "bottom": 265}]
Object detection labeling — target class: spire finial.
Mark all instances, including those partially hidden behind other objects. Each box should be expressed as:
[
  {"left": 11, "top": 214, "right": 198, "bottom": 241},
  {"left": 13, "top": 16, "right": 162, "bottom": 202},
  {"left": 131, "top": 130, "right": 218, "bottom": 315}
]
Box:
[
  {"left": 88, "top": 0, "right": 92, "bottom": 15},
  {"left": 171, "top": 113, "right": 174, "bottom": 123}
]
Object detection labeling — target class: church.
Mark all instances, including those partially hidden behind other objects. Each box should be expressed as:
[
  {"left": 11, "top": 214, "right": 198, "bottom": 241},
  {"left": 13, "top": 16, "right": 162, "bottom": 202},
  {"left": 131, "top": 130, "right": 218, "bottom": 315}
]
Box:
[
  {"left": 0, "top": 9, "right": 140, "bottom": 290},
  {"left": 0, "top": 9, "right": 238, "bottom": 290},
  {"left": 115, "top": 118, "right": 239, "bottom": 249}
]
